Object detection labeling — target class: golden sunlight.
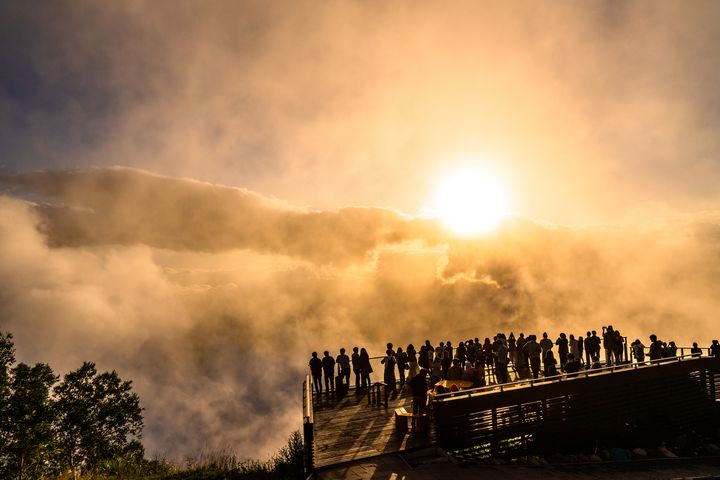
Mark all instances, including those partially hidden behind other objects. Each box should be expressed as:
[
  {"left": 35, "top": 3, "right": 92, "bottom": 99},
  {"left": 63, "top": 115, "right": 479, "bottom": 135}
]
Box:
[{"left": 430, "top": 169, "right": 509, "bottom": 236}]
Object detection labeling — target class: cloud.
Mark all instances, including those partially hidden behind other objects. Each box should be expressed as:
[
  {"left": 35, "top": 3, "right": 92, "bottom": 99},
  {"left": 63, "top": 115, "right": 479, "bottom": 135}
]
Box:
[
  {"left": 2, "top": 1, "right": 720, "bottom": 223},
  {"left": 0, "top": 167, "right": 438, "bottom": 265},
  {"left": 3, "top": 168, "right": 720, "bottom": 461}
]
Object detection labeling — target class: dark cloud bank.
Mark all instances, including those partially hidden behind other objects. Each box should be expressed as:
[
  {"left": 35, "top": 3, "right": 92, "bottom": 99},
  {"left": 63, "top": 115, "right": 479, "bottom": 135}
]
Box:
[{"left": 1, "top": 167, "right": 720, "bottom": 459}]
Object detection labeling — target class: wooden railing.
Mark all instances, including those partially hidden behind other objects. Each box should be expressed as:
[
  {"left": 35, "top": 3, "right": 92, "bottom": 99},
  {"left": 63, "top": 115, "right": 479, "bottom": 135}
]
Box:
[
  {"left": 302, "top": 375, "right": 314, "bottom": 474},
  {"left": 431, "top": 355, "right": 720, "bottom": 459}
]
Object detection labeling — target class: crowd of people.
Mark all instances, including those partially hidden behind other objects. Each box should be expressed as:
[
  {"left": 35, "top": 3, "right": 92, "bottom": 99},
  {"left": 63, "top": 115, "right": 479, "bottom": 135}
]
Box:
[{"left": 308, "top": 326, "right": 720, "bottom": 400}]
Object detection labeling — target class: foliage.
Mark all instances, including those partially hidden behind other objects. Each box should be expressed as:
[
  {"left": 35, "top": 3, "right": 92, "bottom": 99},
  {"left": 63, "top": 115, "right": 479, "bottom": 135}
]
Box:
[
  {"left": 5, "top": 362, "right": 58, "bottom": 480},
  {"left": 0, "top": 330, "right": 304, "bottom": 480},
  {"left": 54, "top": 362, "right": 144, "bottom": 475},
  {"left": 0, "top": 332, "right": 144, "bottom": 479}
]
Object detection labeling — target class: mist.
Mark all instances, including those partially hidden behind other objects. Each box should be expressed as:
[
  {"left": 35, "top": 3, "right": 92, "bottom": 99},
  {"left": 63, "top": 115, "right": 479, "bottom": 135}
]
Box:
[{"left": 1, "top": 168, "right": 720, "bottom": 459}]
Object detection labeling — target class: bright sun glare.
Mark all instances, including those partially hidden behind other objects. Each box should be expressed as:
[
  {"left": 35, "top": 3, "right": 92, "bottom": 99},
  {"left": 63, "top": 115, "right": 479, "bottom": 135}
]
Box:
[{"left": 431, "top": 169, "right": 509, "bottom": 236}]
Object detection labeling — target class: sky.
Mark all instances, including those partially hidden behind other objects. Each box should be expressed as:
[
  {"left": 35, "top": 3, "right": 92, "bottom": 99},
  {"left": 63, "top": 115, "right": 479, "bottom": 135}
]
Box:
[{"left": 1, "top": 0, "right": 720, "bottom": 461}]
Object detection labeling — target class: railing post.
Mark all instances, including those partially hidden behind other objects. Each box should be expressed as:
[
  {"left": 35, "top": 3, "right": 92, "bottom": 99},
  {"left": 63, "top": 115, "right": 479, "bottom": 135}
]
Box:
[{"left": 302, "top": 376, "right": 315, "bottom": 474}]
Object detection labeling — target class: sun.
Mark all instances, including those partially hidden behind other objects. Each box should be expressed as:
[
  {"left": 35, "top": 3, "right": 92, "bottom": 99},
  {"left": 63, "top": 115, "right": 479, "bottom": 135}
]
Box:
[{"left": 430, "top": 169, "right": 509, "bottom": 236}]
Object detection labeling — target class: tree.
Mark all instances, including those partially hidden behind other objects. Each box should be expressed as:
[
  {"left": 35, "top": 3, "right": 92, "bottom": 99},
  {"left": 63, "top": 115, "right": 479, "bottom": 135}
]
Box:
[
  {"left": 0, "top": 332, "right": 16, "bottom": 478},
  {"left": 5, "top": 363, "right": 57, "bottom": 480},
  {"left": 54, "top": 362, "right": 144, "bottom": 476}
]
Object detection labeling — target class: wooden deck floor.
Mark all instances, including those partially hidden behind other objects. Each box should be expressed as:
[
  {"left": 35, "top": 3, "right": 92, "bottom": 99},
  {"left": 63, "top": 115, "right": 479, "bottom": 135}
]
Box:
[{"left": 312, "top": 385, "right": 433, "bottom": 469}]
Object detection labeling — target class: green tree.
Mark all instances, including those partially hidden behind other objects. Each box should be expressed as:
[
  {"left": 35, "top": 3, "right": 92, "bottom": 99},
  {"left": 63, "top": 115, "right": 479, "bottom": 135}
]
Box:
[
  {"left": 0, "top": 332, "right": 17, "bottom": 478},
  {"left": 54, "top": 362, "right": 144, "bottom": 476},
  {"left": 6, "top": 363, "right": 58, "bottom": 480}
]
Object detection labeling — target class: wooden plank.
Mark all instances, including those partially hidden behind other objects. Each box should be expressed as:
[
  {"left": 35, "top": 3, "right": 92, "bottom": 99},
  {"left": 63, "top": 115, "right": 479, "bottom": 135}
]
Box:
[{"left": 312, "top": 385, "right": 433, "bottom": 468}]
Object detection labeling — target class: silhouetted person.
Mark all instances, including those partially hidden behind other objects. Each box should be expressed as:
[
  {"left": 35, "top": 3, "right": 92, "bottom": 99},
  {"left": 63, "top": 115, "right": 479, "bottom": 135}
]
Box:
[
  {"left": 410, "top": 368, "right": 428, "bottom": 416},
  {"left": 544, "top": 350, "right": 558, "bottom": 377},
  {"left": 396, "top": 347, "right": 409, "bottom": 385},
  {"left": 603, "top": 326, "right": 615, "bottom": 366},
  {"left": 710, "top": 340, "right": 720, "bottom": 358},
  {"left": 418, "top": 344, "right": 429, "bottom": 369},
  {"left": 351, "top": 347, "right": 361, "bottom": 390},
  {"left": 569, "top": 334, "right": 580, "bottom": 361},
  {"left": 496, "top": 338, "right": 509, "bottom": 383},
  {"left": 590, "top": 330, "right": 601, "bottom": 365},
  {"left": 336, "top": 348, "right": 351, "bottom": 390},
  {"left": 457, "top": 341, "right": 467, "bottom": 363},
  {"left": 691, "top": 342, "right": 702, "bottom": 357},
  {"left": 407, "top": 344, "right": 419, "bottom": 378},
  {"left": 382, "top": 348, "right": 397, "bottom": 392},
  {"left": 524, "top": 335, "right": 542, "bottom": 379},
  {"left": 508, "top": 333, "right": 517, "bottom": 365},
  {"left": 565, "top": 353, "right": 581, "bottom": 376},
  {"left": 359, "top": 348, "right": 373, "bottom": 388},
  {"left": 613, "top": 330, "right": 624, "bottom": 363},
  {"left": 430, "top": 357, "right": 442, "bottom": 386},
  {"left": 667, "top": 341, "right": 678, "bottom": 358},
  {"left": 577, "top": 335, "right": 584, "bottom": 366},
  {"left": 649, "top": 334, "right": 663, "bottom": 361},
  {"left": 447, "top": 359, "right": 463, "bottom": 380},
  {"left": 539, "top": 333, "right": 553, "bottom": 368},
  {"left": 441, "top": 350, "right": 452, "bottom": 380},
  {"left": 309, "top": 352, "right": 323, "bottom": 396},
  {"left": 584, "top": 332, "right": 593, "bottom": 367},
  {"left": 556, "top": 333, "right": 569, "bottom": 371},
  {"left": 631, "top": 339, "right": 645, "bottom": 363},
  {"left": 322, "top": 351, "right": 336, "bottom": 394}
]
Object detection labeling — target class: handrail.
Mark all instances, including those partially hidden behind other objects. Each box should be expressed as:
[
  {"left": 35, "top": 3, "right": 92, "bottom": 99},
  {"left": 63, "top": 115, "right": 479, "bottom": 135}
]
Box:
[
  {"left": 302, "top": 375, "right": 314, "bottom": 474},
  {"left": 303, "top": 375, "right": 314, "bottom": 424},
  {"left": 434, "top": 353, "right": 710, "bottom": 400}
]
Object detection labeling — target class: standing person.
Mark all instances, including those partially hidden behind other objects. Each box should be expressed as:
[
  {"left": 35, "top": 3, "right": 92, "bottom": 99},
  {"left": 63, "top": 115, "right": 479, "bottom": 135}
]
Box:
[
  {"left": 445, "top": 341, "right": 454, "bottom": 360},
  {"left": 430, "top": 357, "right": 442, "bottom": 386},
  {"left": 709, "top": 340, "right": 720, "bottom": 358},
  {"left": 613, "top": 330, "right": 625, "bottom": 363},
  {"left": 381, "top": 349, "right": 397, "bottom": 393},
  {"left": 441, "top": 350, "right": 452, "bottom": 380},
  {"left": 667, "top": 341, "right": 678, "bottom": 358},
  {"left": 569, "top": 334, "right": 580, "bottom": 361},
  {"left": 603, "top": 326, "right": 616, "bottom": 366},
  {"left": 410, "top": 369, "right": 428, "bottom": 417},
  {"left": 359, "top": 348, "right": 373, "bottom": 388},
  {"left": 577, "top": 335, "right": 585, "bottom": 367},
  {"left": 456, "top": 341, "right": 467, "bottom": 364},
  {"left": 309, "top": 352, "right": 323, "bottom": 397},
  {"left": 691, "top": 342, "right": 702, "bottom": 357},
  {"left": 336, "top": 348, "right": 351, "bottom": 390},
  {"left": 555, "top": 333, "right": 569, "bottom": 371},
  {"left": 648, "top": 334, "right": 663, "bottom": 361},
  {"left": 516, "top": 333, "right": 529, "bottom": 379},
  {"left": 539, "top": 333, "right": 553, "bottom": 368},
  {"left": 322, "top": 351, "right": 336, "bottom": 395},
  {"left": 584, "top": 332, "right": 593, "bottom": 367},
  {"left": 418, "top": 344, "right": 429, "bottom": 370},
  {"left": 435, "top": 341, "right": 445, "bottom": 361},
  {"left": 508, "top": 333, "right": 517, "bottom": 366},
  {"left": 407, "top": 344, "right": 419, "bottom": 378},
  {"left": 524, "top": 335, "right": 542, "bottom": 379},
  {"left": 351, "top": 347, "right": 361, "bottom": 390},
  {"left": 496, "top": 338, "right": 509, "bottom": 383},
  {"left": 631, "top": 339, "right": 646, "bottom": 364},
  {"left": 590, "top": 330, "right": 601, "bottom": 366},
  {"left": 425, "top": 340, "right": 435, "bottom": 366},
  {"left": 396, "top": 347, "right": 409, "bottom": 386}
]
